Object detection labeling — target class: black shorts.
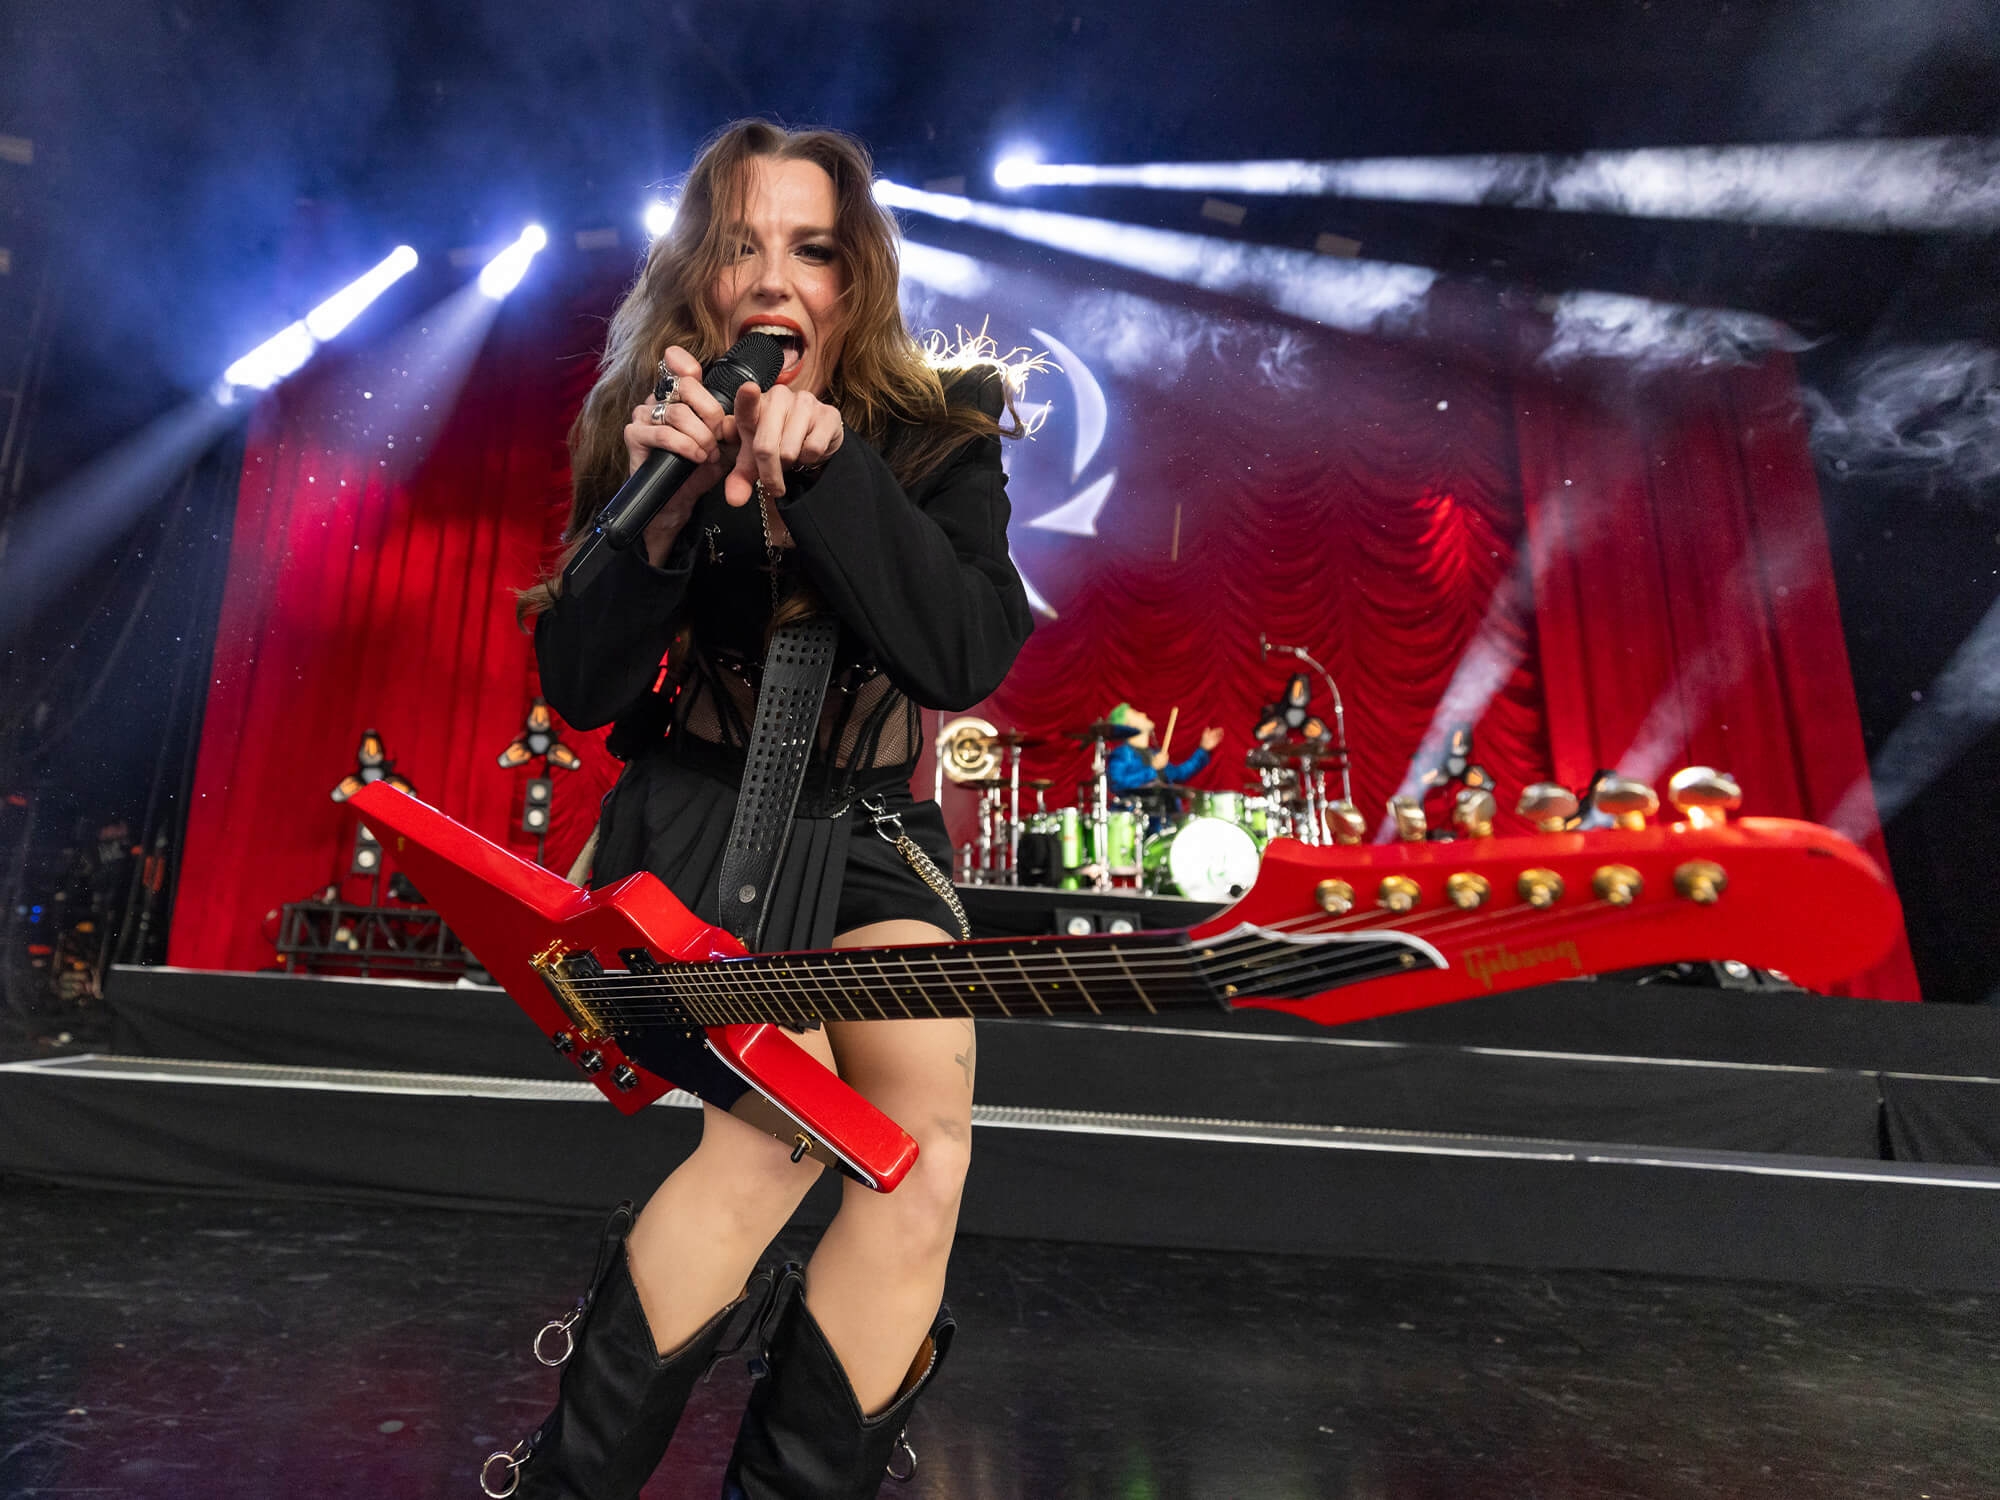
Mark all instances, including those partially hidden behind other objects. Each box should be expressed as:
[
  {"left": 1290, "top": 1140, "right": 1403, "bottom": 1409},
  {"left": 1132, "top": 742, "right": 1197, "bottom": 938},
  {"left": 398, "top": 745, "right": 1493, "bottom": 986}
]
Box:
[{"left": 586, "top": 741, "right": 959, "bottom": 1109}]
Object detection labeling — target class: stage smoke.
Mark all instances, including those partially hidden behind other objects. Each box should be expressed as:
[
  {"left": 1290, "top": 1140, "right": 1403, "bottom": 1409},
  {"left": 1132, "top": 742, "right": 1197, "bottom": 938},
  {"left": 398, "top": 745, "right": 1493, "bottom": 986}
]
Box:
[
  {"left": 994, "top": 138, "right": 2000, "bottom": 235},
  {"left": 1380, "top": 550, "right": 1536, "bottom": 838},
  {"left": 1832, "top": 591, "right": 2000, "bottom": 841},
  {"left": 878, "top": 181, "right": 1804, "bottom": 372},
  {"left": 1542, "top": 290, "right": 1808, "bottom": 371},
  {"left": 1613, "top": 534, "right": 1829, "bottom": 791},
  {"left": 223, "top": 246, "right": 421, "bottom": 394},
  {"left": 1803, "top": 343, "right": 2000, "bottom": 491},
  {"left": 875, "top": 180, "right": 1438, "bottom": 338},
  {"left": 3, "top": 246, "right": 426, "bottom": 639},
  {"left": 899, "top": 240, "right": 994, "bottom": 300}
]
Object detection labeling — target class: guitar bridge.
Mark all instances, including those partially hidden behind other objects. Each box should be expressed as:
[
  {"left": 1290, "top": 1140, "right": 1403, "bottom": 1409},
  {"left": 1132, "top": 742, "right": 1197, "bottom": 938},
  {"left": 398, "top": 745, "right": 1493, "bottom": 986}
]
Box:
[{"left": 532, "top": 941, "right": 611, "bottom": 1041}]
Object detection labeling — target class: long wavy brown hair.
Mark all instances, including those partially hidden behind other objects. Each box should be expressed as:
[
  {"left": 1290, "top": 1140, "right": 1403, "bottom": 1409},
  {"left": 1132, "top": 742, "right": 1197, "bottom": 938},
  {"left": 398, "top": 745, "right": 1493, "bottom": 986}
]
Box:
[{"left": 519, "top": 118, "right": 1018, "bottom": 622}]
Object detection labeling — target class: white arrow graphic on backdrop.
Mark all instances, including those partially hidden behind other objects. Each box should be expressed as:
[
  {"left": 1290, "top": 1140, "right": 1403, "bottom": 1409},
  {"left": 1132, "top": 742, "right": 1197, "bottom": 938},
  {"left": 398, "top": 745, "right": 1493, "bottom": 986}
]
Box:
[{"left": 1007, "top": 326, "right": 1117, "bottom": 615}]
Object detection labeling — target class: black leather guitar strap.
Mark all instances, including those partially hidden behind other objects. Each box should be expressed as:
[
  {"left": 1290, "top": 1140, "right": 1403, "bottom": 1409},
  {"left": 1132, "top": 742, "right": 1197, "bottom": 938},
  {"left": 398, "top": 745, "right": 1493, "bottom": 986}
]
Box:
[{"left": 716, "top": 615, "right": 840, "bottom": 950}]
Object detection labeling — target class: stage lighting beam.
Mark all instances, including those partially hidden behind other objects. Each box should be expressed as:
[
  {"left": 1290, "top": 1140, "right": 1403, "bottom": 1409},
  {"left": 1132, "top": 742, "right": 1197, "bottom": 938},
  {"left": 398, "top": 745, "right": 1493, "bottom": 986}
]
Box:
[
  {"left": 305, "top": 245, "right": 420, "bottom": 340},
  {"left": 993, "top": 149, "right": 1041, "bottom": 190},
  {"left": 992, "top": 137, "right": 2000, "bottom": 235},
  {"left": 644, "top": 199, "right": 677, "bottom": 239},
  {"left": 875, "top": 179, "right": 1438, "bottom": 338},
  {"left": 478, "top": 224, "right": 550, "bottom": 300},
  {"left": 222, "top": 322, "right": 317, "bottom": 392}
]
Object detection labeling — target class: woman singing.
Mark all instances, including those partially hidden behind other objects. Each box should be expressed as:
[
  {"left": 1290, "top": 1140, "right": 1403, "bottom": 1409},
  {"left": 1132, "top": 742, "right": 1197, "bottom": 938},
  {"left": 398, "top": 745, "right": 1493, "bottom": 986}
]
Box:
[{"left": 502, "top": 120, "right": 1032, "bottom": 1498}]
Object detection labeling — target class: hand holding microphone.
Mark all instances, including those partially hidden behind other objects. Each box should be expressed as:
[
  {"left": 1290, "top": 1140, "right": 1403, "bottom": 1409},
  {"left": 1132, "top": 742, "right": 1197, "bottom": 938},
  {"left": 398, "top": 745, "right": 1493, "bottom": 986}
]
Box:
[{"left": 564, "top": 331, "right": 784, "bottom": 595}]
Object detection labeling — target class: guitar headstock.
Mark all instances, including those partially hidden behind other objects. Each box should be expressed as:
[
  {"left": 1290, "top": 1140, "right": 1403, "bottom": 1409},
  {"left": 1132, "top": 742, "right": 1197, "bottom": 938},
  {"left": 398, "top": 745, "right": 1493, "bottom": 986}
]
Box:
[{"left": 1192, "top": 775, "right": 1900, "bottom": 1026}]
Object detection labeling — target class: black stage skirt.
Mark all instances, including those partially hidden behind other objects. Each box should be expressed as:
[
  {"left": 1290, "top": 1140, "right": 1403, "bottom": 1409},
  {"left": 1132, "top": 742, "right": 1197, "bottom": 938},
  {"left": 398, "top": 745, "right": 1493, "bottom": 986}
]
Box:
[{"left": 588, "top": 736, "right": 960, "bottom": 1110}]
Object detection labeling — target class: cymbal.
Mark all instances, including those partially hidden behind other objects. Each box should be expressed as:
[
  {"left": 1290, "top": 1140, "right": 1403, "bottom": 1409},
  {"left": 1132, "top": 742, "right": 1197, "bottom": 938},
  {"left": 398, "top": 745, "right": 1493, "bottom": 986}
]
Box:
[
  {"left": 987, "top": 729, "right": 1046, "bottom": 748},
  {"left": 1261, "top": 735, "right": 1336, "bottom": 761},
  {"left": 1023, "top": 778, "right": 1054, "bottom": 791},
  {"left": 1070, "top": 720, "right": 1142, "bottom": 742},
  {"left": 1245, "top": 747, "right": 1289, "bottom": 771}
]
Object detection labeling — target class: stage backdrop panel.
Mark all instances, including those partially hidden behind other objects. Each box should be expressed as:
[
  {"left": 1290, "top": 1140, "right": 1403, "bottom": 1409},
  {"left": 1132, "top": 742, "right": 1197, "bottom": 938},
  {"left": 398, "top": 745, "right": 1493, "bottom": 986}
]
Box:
[{"left": 170, "top": 251, "right": 1915, "bottom": 1001}]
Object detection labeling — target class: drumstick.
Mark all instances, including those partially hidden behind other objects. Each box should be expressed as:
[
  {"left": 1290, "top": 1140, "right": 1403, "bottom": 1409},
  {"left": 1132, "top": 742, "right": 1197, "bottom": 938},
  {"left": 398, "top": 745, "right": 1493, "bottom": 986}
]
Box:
[{"left": 1161, "top": 706, "right": 1179, "bottom": 757}]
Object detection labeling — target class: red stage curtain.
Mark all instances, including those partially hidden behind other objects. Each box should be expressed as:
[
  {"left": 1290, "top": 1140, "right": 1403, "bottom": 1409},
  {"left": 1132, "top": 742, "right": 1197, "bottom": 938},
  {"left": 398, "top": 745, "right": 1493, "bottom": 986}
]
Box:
[
  {"left": 170, "top": 281, "right": 1917, "bottom": 1000},
  {"left": 170, "top": 294, "right": 606, "bottom": 973},
  {"left": 1514, "top": 354, "right": 1918, "bottom": 1001},
  {"left": 980, "top": 331, "right": 1549, "bottom": 839}
]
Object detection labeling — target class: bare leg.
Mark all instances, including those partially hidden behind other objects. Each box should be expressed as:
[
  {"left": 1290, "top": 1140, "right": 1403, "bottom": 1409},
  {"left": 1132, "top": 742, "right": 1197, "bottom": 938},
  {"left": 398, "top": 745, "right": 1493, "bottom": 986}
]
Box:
[
  {"left": 624, "top": 1027, "right": 834, "bottom": 1353},
  {"left": 805, "top": 919, "right": 971, "bottom": 1414}
]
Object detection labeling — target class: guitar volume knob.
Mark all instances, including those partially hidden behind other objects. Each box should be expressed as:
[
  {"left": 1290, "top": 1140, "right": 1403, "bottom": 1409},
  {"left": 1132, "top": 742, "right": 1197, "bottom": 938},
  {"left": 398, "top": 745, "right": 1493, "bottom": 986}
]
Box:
[
  {"left": 611, "top": 1064, "right": 639, "bottom": 1091},
  {"left": 577, "top": 1050, "right": 605, "bottom": 1075}
]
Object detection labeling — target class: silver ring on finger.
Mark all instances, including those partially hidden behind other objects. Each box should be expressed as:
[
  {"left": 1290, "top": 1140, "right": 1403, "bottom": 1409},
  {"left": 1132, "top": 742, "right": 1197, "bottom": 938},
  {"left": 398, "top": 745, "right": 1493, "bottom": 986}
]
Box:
[
  {"left": 650, "top": 402, "right": 669, "bottom": 425},
  {"left": 652, "top": 364, "right": 679, "bottom": 404}
]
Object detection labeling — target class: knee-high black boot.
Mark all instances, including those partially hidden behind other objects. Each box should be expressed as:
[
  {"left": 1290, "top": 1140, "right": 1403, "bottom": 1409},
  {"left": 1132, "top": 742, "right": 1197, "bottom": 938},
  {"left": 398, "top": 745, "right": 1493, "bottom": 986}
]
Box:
[
  {"left": 482, "top": 1202, "right": 768, "bottom": 1500},
  {"left": 720, "top": 1266, "right": 955, "bottom": 1500}
]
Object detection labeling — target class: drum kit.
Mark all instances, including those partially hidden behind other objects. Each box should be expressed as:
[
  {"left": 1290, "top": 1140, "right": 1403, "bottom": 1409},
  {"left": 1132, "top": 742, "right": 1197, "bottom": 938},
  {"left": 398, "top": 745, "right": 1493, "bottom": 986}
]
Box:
[{"left": 935, "top": 712, "right": 1365, "bottom": 904}]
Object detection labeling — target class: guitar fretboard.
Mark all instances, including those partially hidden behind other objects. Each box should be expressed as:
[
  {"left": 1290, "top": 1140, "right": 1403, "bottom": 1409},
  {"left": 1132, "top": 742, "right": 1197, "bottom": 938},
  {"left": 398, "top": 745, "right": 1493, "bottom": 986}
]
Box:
[{"left": 560, "top": 927, "right": 1430, "bottom": 1036}]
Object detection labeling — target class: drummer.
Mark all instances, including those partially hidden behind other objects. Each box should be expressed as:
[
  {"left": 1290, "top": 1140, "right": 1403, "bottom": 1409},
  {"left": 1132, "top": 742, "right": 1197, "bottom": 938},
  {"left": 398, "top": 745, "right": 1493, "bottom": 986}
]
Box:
[{"left": 1103, "top": 702, "right": 1223, "bottom": 794}]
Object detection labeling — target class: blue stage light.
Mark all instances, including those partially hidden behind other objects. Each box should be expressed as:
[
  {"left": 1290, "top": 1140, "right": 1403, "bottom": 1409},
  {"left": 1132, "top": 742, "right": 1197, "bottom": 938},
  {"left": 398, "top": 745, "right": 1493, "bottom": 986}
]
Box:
[
  {"left": 305, "top": 246, "right": 419, "bottom": 341},
  {"left": 992, "top": 149, "right": 1041, "bottom": 191},
  {"left": 988, "top": 138, "right": 2000, "bottom": 234},
  {"left": 222, "top": 246, "right": 422, "bottom": 394},
  {"left": 478, "top": 225, "right": 549, "bottom": 300},
  {"left": 643, "top": 199, "right": 677, "bottom": 239},
  {"left": 222, "top": 321, "right": 316, "bottom": 391}
]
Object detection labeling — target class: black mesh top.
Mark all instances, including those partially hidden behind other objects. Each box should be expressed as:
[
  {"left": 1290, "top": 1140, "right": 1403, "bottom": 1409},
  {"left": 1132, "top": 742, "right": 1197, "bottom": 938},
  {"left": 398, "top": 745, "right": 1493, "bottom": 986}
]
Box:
[{"left": 535, "top": 370, "right": 1032, "bottom": 807}]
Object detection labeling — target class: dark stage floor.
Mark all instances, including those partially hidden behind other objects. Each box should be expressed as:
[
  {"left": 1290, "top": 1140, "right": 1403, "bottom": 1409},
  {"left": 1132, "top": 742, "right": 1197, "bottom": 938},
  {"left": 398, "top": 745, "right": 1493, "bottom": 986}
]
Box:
[{"left": 4, "top": 1184, "right": 1996, "bottom": 1499}]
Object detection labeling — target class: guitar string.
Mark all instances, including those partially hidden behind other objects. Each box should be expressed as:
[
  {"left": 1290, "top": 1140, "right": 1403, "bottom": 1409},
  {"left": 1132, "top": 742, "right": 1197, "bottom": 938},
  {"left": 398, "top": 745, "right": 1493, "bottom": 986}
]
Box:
[
  {"left": 558, "top": 900, "right": 1641, "bottom": 1028},
  {"left": 555, "top": 893, "right": 1640, "bottom": 1017},
  {"left": 556, "top": 878, "right": 1632, "bottom": 1008}
]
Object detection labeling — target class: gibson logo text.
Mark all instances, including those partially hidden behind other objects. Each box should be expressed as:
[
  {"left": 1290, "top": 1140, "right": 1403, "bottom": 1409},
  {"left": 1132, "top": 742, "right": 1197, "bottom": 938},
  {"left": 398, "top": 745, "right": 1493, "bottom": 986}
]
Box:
[{"left": 1463, "top": 939, "right": 1583, "bottom": 991}]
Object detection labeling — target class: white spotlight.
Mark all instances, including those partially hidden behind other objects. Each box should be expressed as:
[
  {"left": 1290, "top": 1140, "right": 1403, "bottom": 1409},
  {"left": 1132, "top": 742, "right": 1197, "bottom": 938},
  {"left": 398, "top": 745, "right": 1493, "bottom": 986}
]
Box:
[
  {"left": 304, "top": 245, "right": 419, "bottom": 342},
  {"left": 222, "top": 321, "right": 316, "bottom": 391},
  {"left": 643, "top": 198, "right": 677, "bottom": 239},
  {"left": 993, "top": 138, "right": 2000, "bottom": 235},
  {"left": 993, "top": 150, "right": 1041, "bottom": 191},
  {"left": 479, "top": 225, "right": 549, "bottom": 299}
]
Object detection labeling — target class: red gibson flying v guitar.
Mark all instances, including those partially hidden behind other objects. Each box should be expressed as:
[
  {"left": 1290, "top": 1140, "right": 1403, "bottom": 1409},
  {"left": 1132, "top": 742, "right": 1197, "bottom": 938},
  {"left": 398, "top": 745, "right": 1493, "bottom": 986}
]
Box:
[{"left": 349, "top": 782, "right": 1902, "bottom": 1194}]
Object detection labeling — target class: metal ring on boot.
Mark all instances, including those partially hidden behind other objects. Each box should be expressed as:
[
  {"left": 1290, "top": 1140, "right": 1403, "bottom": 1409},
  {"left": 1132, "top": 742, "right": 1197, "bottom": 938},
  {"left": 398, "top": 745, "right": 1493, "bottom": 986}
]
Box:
[
  {"left": 480, "top": 1441, "right": 528, "bottom": 1498},
  {"left": 534, "top": 1304, "right": 582, "bottom": 1366}
]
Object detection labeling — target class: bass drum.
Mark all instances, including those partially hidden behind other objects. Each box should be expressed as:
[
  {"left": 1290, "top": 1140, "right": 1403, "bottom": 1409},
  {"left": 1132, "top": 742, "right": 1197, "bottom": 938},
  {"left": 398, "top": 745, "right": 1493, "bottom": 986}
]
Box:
[{"left": 1141, "top": 816, "right": 1262, "bottom": 902}]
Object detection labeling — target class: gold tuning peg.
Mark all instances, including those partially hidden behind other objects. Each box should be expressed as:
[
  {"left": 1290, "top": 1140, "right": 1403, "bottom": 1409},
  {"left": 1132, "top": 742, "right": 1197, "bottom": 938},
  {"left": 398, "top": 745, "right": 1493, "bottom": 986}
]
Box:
[
  {"left": 1452, "top": 786, "right": 1497, "bottom": 839},
  {"left": 1592, "top": 776, "right": 1660, "bottom": 831},
  {"left": 1667, "top": 766, "right": 1742, "bottom": 829},
  {"left": 1516, "top": 782, "right": 1579, "bottom": 833},
  {"left": 1327, "top": 800, "right": 1365, "bottom": 846},
  {"left": 1388, "top": 794, "right": 1427, "bottom": 843}
]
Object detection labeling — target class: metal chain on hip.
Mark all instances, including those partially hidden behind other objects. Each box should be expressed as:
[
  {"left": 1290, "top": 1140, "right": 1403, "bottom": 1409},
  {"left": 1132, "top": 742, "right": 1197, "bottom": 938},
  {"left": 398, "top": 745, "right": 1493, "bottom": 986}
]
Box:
[{"left": 861, "top": 796, "right": 971, "bottom": 941}]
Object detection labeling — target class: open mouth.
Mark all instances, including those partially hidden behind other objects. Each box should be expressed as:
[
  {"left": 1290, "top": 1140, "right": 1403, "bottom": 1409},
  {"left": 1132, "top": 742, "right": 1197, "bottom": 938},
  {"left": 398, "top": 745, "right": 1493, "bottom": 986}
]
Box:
[{"left": 740, "top": 319, "right": 806, "bottom": 383}]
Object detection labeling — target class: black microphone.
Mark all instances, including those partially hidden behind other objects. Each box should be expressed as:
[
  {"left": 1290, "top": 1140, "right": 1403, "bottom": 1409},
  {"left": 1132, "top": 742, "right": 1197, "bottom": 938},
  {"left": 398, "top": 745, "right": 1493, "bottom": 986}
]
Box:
[{"left": 562, "top": 331, "right": 785, "bottom": 595}]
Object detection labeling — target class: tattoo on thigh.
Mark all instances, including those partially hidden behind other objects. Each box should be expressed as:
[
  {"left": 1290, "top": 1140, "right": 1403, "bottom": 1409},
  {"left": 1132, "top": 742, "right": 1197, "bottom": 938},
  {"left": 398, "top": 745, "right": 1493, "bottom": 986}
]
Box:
[{"left": 954, "top": 1020, "right": 976, "bottom": 1090}]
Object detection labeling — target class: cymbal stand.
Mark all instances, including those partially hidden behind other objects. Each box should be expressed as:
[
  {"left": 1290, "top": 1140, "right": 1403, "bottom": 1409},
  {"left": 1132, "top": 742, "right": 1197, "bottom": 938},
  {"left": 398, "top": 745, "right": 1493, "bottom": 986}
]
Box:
[
  {"left": 1088, "top": 738, "right": 1113, "bottom": 893},
  {"left": 1006, "top": 741, "right": 1023, "bottom": 884},
  {"left": 1259, "top": 636, "right": 1353, "bottom": 803},
  {"left": 1295, "top": 751, "right": 1329, "bottom": 846},
  {"left": 974, "top": 782, "right": 998, "bottom": 884}
]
